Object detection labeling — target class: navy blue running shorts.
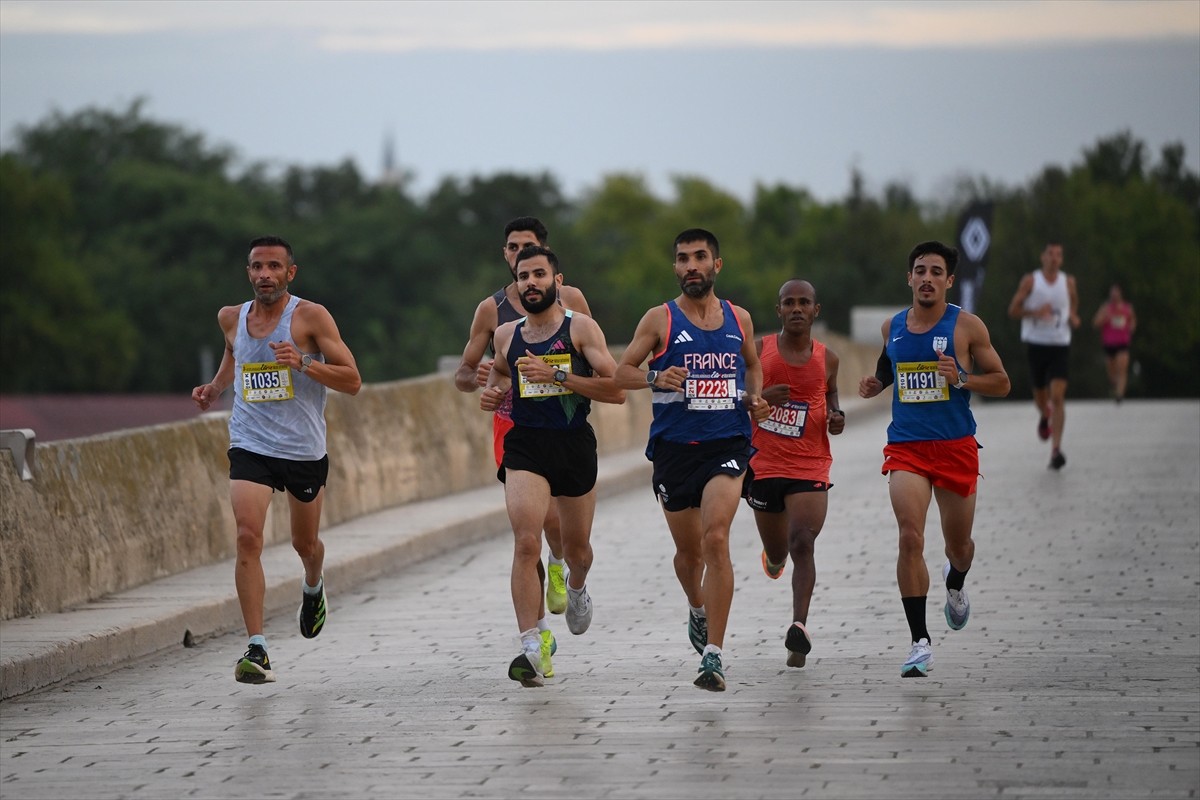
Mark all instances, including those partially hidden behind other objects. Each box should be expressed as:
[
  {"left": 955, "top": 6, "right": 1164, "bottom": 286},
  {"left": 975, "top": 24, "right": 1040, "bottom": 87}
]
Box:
[{"left": 651, "top": 436, "right": 754, "bottom": 512}]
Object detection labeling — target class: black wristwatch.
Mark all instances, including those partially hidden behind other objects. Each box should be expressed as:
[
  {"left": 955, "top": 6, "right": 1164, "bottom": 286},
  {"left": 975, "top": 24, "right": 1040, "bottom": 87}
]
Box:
[
  {"left": 645, "top": 370, "right": 659, "bottom": 386},
  {"left": 553, "top": 369, "right": 568, "bottom": 385},
  {"left": 954, "top": 370, "right": 968, "bottom": 389}
]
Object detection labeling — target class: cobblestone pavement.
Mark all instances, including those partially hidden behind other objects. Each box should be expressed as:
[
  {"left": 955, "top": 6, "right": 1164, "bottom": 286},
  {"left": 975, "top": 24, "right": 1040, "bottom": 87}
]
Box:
[{"left": 2, "top": 399, "right": 1197, "bottom": 799}]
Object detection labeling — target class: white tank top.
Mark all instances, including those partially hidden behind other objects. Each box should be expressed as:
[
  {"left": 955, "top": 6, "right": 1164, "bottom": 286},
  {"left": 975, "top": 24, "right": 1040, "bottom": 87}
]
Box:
[
  {"left": 228, "top": 295, "right": 328, "bottom": 460},
  {"left": 1020, "top": 270, "right": 1072, "bottom": 346}
]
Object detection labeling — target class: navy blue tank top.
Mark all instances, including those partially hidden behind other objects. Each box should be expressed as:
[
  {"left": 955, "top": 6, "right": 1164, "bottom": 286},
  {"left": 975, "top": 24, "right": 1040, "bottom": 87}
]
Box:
[
  {"left": 646, "top": 300, "right": 751, "bottom": 457},
  {"left": 508, "top": 311, "right": 593, "bottom": 430}
]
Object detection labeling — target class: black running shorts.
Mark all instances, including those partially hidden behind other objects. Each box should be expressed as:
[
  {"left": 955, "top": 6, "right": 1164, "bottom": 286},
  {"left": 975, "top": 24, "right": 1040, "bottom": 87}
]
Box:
[
  {"left": 499, "top": 424, "right": 598, "bottom": 498},
  {"left": 228, "top": 447, "right": 329, "bottom": 503},
  {"left": 1026, "top": 343, "right": 1070, "bottom": 388},
  {"left": 746, "top": 477, "right": 832, "bottom": 514}
]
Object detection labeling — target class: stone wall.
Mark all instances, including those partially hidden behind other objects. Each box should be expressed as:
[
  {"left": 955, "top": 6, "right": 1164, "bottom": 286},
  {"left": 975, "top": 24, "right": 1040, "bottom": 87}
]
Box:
[{"left": 0, "top": 333, "right": 877, "bottom": 620}]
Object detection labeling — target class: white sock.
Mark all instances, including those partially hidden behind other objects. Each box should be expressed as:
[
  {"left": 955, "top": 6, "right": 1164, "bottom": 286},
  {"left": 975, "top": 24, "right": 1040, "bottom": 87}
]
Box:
[
  {"left": 702, "top": 644, "right": 722, "bottom": 657},
  {"left": 690, "top": 603, "right": 706, "bottom": 618},
  {"left": 537, "top": 617, "right": 550, "bottom": 632},
  {"left": 548, "top": 554, "right": 564, "bottom": 566},
  {"left": 303, "top": 576, "right": 323, "bottom": 595}
]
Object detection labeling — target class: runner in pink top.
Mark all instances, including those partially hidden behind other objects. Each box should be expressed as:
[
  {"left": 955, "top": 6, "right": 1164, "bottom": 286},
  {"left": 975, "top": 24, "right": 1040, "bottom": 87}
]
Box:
[{"left": 1092, "top": 283, "right": 1136, "bottom": 403}]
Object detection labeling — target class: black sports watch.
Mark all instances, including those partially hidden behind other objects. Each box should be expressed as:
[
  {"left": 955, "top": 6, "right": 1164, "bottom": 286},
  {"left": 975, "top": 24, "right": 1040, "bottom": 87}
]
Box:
[
  {"left": 553, "top": 369, "right": 568, "bottom": 385},
  {"left": 645, "top": 370, "right": 659, "bottom": 386},
  {"left": 299, "top": 354, "right": 313, "bottom": 373},
  {"left": 954, "top": 370, "right": 968, "bottom": 389}
]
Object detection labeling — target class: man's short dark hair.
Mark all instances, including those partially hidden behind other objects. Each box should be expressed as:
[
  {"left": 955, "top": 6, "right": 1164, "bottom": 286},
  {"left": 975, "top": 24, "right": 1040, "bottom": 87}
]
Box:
[
  {"left": 249, "top": 235, "right": 294, "bottom": 264},
  {"left": 514, "top": 245, "right": 559, "bottom": 274},
  {"left": 907, "top": 240, "right": 958, "bottom": 275},
  {"left": 673, "top": 228, "right": 720, "bottom": 259},
  {"left": 504, "top": 217, "right": 549, "bottom": 245}
]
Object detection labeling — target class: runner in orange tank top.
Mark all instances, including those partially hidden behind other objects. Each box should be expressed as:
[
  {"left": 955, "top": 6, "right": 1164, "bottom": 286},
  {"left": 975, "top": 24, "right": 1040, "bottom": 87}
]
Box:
[{"left": 746, "top": 279, "right": 844, "bottom": 668}]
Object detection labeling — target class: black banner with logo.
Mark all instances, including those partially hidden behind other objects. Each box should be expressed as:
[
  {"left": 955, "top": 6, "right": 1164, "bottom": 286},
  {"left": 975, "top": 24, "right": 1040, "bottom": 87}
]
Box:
[{"left": 954, "top": 201, "right": 994, "bottom": 313}]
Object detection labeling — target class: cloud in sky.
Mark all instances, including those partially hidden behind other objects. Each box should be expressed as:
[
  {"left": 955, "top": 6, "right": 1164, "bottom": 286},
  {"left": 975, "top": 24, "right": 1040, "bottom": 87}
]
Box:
[
  {"left": 2, "top": 1, "right": 1196, "bottom": 205},
  {"left": 2, "top": 0, "right": 1197, "bottom": 49}
]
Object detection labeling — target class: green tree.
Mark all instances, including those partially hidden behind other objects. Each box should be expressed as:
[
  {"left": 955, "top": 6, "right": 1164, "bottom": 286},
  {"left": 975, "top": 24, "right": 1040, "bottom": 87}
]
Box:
[
  {"left": 980, "top": 133, "right": 1200, "bottom": 399},
  {"left": 4, "top": 103, "right": 1196, "bottom": 399},
  {"left": 569, "top": 173, "right": 671, "bottom": 337},
  {"left": 0, "top": 156, "right": 138, "bottom": 391}
]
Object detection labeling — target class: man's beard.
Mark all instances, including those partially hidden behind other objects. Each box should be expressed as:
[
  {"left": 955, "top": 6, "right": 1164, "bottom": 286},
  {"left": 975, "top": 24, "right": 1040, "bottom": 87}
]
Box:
[
  {"left": 679, "top": 273, "right": 714, "bottom": 299},
  {"left": 255, "top": 283, "right": 286, "bottom": 304},
  {"left": 520, "top": 282, "right": 558, "bottom": 314}
]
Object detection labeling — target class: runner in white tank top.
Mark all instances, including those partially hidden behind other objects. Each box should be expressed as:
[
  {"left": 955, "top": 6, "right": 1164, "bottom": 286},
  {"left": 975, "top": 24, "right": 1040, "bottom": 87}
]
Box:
[{"left": 1008, "top": 241, "right": 1080, "bottom": 470}]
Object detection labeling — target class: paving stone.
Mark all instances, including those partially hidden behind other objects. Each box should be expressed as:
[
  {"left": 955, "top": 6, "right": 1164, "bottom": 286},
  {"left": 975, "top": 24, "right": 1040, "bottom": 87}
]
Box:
[{"left": 0, "top": 399, "right": 1196, "bottom": 799}]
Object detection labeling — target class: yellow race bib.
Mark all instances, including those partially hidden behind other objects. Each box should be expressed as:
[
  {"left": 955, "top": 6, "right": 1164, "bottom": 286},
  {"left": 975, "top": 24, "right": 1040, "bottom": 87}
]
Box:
[
  {"left": 241, "top": 362, "right": 295, "bottom": 403},
  {"left": 896, "top": 361, "right": 948, "bottom": 403},
  {"left": 517, "top": 353, "right": 573, "bottom": 398}
]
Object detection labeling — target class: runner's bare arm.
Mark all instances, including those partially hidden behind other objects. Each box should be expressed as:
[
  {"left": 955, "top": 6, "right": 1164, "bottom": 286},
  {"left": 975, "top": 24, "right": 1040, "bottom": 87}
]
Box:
[
  {"left": 557, "top": 315, "right": 625, "bottom": 404},
  {"left": 191, "top": 306, "right": 239, "bottom": 410},
  {"left": 735, "top": 305, "right": 768, "bottom": 423},
  {"left": 825, "top": 348, "right": 845, "bottom": 435},
  {"left": 561, "top": 285, "right": 592, "bottom": 317},
  {"left": 480, "top": 322, "right": 515, "bottom": 412},
  {"left": 959, "top": 313, "right": 1010, "bottom": 398},
  {"left": 615, "top": 305, "right": 669, "bottom": 389},
  {"left": 1067, "top": 274, "right": 1081, "bottom": 328},
  {"left": 455, "top": 297, "right": 500, "bottom": 392},
  {"left": 283, "top": 302, "right": 362, "bottom": 395},
  {"left": 1007, "top": 273, "right": 1035, "bottom": 319}
]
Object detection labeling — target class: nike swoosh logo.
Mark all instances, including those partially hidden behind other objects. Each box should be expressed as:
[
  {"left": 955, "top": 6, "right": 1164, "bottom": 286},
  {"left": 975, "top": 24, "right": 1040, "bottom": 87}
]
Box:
[{"left": 892, "top": 336, "right": 904, "bottom": 342}]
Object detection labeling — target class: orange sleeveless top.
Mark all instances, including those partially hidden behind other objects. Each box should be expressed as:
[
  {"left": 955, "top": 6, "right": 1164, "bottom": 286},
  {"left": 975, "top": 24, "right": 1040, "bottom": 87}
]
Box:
[{"left": 750, "top": 336, "right": 832, "bottom": 482}]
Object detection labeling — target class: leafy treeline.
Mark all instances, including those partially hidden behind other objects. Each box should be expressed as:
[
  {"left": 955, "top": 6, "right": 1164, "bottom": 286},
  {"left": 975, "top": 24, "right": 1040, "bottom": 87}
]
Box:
[{"left": 2, "top": 101, "right": 1197, "bottom": 397}]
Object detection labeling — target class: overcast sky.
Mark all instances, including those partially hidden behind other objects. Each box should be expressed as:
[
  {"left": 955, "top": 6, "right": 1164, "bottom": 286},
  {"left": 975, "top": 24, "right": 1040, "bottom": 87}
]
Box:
[{"left": 1, "top": 0, "right": 1197, "bottom": 203}]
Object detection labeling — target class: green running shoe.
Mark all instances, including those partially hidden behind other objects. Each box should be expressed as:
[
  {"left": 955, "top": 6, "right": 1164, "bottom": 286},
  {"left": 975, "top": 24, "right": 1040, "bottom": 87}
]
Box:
[
  {"left": 693, "top": 651, "right": 725, "bottom": 692},
  {"left": 540, "top": 629, "right": 557, "bottom": 678},
  {"left": 235, "top": 644, "right": 276, "bottom": 684},
  {"left": 298, "top": 579, "right": 327, "bottom": 639},
  {"left": 546, "top": 562, "right": 567, "bottom": 615}
]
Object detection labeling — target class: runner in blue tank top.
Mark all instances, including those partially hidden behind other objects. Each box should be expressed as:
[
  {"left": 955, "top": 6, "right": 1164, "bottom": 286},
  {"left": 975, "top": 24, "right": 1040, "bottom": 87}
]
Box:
[
  {"left": 859, "top": 240, "right": 1010, "bottom": 679},
  {"left": 616, "top": 228, "right": 769, "bottom": 692},
  {"left": 191, "top": 236, "right": 361, "bottom": 686},
  {"left": 480, "top": 246, "right": 625, "bottom": 688}
]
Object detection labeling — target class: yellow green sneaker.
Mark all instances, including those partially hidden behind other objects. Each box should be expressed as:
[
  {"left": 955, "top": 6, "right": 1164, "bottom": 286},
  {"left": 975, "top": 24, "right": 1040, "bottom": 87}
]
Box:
[
  {"left": 234, "top": 644, "right": 275, "bottom": 684},
  {"left": 546, "top": 561, "right": 567, "bottom": 615},
  {"left": 540, "top": 629, "right": 557, "bottom": 678}
]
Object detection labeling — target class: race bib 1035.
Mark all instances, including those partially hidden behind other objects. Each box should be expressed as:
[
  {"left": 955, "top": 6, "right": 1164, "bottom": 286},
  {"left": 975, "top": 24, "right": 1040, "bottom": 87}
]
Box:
[{"left": 241, "top": 362, "right": 294, "bottom": 403}]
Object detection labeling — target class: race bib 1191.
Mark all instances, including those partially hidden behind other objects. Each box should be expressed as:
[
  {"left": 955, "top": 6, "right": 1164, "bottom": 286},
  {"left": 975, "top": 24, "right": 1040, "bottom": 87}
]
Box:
[{"left": 896, "top": 362, "right": 948, "bottom": 403}]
